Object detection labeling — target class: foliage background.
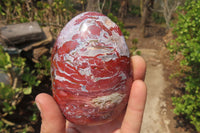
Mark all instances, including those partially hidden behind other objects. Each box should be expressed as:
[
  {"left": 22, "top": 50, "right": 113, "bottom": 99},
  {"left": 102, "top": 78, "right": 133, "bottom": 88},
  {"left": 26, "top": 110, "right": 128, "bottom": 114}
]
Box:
[{"left": 168, "top": 0, "right": 200, "bottom": 131}]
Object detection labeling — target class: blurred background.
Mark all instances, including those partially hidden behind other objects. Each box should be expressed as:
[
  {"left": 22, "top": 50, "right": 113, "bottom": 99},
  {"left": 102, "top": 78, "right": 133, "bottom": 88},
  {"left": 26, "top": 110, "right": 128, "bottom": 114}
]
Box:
[{"left": 0, "top": 0, "right": 199, "bottom": 132}]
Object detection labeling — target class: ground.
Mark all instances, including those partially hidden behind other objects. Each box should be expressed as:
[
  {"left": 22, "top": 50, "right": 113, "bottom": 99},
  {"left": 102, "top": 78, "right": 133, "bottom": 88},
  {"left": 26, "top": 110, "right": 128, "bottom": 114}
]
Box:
[{"left": 124, "top": 17, "right": 198, "bottom": 133}]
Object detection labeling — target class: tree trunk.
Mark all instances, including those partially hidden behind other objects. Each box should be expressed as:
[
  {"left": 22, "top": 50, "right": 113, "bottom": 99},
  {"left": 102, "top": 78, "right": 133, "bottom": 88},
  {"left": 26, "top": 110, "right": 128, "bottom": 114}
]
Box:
[
  {"left": 162, "top": 0, "right": 180, "bottom": 29},
  {"left": 140, "top": 0, "right": 144, "bottom": 17},
  {"left": 86, "top": 0, "right": 101, "bottom": 12},
  {"left": 141, "top": 0, "right": 154, "bottom": 37},
  {"left": 141, "top": 3, "right": 148, "bottom": 37},
  {"left": 118, "top": 0, "right": 128, "bottom": 19},
  {"left": 108, "top": 0, "right": 113, "bottom": 14}
]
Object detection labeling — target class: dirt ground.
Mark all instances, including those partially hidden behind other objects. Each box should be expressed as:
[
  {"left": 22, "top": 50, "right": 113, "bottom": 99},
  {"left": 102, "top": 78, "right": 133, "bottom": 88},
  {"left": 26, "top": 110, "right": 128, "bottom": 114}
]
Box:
[{"left": 124, "top": 17, "right": 198, "bottom": 133}]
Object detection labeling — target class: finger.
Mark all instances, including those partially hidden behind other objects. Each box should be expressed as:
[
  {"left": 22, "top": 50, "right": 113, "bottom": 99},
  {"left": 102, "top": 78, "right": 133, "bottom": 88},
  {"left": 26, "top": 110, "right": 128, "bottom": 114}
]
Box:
[
  {"left": 35, "top": 93, "right": 66, "bottom": 133},
  {"left": 131, "top": 56, "right": 146, "bottom": 81},
  {"left": 66, "top": 121, "right": 80, "bottom": 133},
  {"left": 120, "top": 80, "right": 147, "bottom": 133}
]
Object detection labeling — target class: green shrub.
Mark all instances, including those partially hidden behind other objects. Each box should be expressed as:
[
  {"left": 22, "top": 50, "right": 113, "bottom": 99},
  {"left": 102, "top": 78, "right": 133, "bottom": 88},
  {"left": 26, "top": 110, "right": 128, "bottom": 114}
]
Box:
[
  {"left": 168, "top": 0, "right": 200, "bottom": 131},
  {"left": 0, "top": 46, "right": 43, "bottom": 132},
  {"left": 35, "top": 55, "right": 51, "bottom": 77},
  {"left": 130, "top": 38, "right": 141, "bottom": 56},
  {"left": 110, "top": 0, "right": 120, "bottom": 15},
  {"left": 128, "top": 5, "right": 140, "bottom": 17},
  {"left": 0, "top": 0, "right": 74, "bottom": 38},
  {"left": 152, "top": 12, "right": 165, "bottom": 24}
]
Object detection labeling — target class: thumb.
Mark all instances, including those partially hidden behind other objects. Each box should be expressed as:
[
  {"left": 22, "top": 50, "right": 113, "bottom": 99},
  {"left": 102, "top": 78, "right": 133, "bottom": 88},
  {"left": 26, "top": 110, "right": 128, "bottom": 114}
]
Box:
[
  {"left": 35, "top": 93, "right": 66, "bottom": 133},
  {"left": 120, "top": 80, "right": 147, "bottom": 133}
]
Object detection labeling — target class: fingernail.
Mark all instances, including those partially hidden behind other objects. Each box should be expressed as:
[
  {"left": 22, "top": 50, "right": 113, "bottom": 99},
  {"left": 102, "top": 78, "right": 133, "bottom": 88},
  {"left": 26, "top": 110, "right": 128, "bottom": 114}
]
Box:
[
  {"left": 36, "top": 100, "right": 45, "bottom": 119},
  {"left": 36, "top": 100, "right": 41, "bottom": 112}
]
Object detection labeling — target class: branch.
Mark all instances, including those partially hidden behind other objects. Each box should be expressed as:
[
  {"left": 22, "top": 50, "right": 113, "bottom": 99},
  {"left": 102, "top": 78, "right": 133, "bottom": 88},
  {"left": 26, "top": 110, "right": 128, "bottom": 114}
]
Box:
[
  {"left": 108, "top": 0, "right": 112, "bottom": 14},
  {"left": 149, "top": 7, "right": 164, "bottom": 13},
  {"left": 101, "top": 0, "right": 106, "bottom": 12},
  {"left": 159, "top": 0, "right": 181, "bottom": 28},
  {"left": 1, "top": 118, "right": 15, "bottom": 126}
]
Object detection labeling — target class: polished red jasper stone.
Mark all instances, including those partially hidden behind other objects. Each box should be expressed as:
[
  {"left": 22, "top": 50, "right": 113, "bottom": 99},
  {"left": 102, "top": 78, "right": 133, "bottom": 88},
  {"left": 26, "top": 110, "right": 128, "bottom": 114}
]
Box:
[{"left": 51, "top": 12, "right": 132, "bottom": 125}]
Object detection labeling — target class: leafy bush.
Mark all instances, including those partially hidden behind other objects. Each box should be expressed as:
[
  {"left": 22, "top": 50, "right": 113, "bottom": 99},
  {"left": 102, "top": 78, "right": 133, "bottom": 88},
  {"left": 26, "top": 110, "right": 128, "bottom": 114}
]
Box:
[
  {"left": 0, "top": 46, "right": 41, "bottom": 132},
  {"left": 128, "top": 5, "right": 140, "bottom": 17},
  {"left": 168, "top": 0, "right": 200, "bottom": 131},
  {"left": 110, "top": 0, "right": 121, "bottom": 15},
  {"left": 0, "top": 0, "right": 74, "bottom": 38},
  {"left": 35, "top": 55, "right": 51, "bottom": 77},
  {"left": 130, "top": 38, "right": 141, "bottom": 56},
  {"left": 0, "top": 46, "right": 51, "bottom": 132},
  {"left": 152, "top": 12, "right": 165, "bottom": 24}
]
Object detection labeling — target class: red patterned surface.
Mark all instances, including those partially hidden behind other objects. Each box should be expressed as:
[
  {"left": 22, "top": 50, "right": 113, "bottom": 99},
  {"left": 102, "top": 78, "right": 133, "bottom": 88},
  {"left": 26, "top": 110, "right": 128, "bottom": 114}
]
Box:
[{"left": 51, "top": 12, "right": 132, "bottom": 125}]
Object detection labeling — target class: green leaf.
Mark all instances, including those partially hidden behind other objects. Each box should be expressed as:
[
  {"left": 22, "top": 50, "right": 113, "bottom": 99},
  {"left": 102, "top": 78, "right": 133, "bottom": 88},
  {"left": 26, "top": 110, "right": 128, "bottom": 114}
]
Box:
[{"left": 23, "top": 86, "right": 32, "bottom": 95}]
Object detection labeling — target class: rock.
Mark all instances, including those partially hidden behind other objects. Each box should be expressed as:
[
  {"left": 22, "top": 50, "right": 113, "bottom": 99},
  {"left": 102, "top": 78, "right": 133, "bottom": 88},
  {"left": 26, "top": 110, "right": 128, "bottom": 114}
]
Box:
[
  {"left": 1, "top": 21, "right": 45, "bottom": 46},
  {"left": 23, "top": 27, "right": 52, "bottom": 52},
  {"left": 51, "top": 12, "right": 131, "bottom": 125},
  {"left": 21, "top": 27, "right": 53, "bottom": 63},
  {"left": 33, "top": 46, "right": 49, "bottom": 60},
  {"left": 0, "top": 71, "right": 11, "bottom": 85}
]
